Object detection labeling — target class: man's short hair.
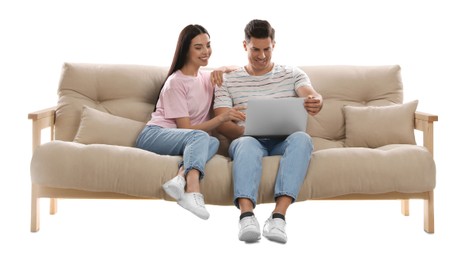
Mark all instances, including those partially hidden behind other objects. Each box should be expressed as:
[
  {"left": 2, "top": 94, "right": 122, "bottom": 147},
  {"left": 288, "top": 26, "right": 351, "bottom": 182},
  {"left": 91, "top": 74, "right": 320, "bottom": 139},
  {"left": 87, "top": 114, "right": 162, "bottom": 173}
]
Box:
[{"left": 244, "top": 19, "right": 275, "bottom": 42}]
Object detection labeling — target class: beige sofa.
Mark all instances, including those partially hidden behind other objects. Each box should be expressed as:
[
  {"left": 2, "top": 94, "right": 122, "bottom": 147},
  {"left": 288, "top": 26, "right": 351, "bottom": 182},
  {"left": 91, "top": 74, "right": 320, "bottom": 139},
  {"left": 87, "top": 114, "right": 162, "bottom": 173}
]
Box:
[{"left": 28, "top": 63, "right": 438, "bottom": 233}]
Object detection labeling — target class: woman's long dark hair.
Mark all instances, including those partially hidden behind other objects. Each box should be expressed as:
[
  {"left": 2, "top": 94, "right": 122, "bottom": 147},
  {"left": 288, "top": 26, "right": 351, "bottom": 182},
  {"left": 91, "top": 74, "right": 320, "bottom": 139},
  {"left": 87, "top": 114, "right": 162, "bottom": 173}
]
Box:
[{"left": 161, "top": 24, "right": 210, "bottom": 90}]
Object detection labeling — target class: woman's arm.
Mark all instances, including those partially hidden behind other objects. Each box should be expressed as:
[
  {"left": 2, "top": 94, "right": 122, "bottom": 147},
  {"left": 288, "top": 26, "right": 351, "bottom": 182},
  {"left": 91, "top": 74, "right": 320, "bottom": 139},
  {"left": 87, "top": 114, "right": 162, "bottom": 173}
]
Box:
[
  {"left": 213, "top": 107, "right": 245, "bottom": 141},
  {"left": 175, "top": 106, "right": 245, "bottom": 133}
]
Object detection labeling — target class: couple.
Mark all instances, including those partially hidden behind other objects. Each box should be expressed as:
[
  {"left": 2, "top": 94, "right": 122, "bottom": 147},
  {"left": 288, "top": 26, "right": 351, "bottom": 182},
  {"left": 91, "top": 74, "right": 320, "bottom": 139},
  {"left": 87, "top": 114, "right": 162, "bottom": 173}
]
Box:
[{"left": 135, "top": 19, "right": 323, "bottom": 244}]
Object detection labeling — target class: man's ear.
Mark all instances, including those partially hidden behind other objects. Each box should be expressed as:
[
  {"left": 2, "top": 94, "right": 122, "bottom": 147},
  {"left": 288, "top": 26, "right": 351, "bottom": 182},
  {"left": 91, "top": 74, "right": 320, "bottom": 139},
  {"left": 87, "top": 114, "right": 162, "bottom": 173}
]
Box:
[{"left": 243, "top": 40, "right": 247, "bottom": 51}]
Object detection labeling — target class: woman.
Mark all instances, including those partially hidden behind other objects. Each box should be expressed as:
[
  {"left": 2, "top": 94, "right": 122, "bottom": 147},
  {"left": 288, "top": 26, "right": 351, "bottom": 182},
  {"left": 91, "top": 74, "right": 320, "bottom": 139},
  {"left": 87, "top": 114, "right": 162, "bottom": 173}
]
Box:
[{"left": 135, "top": 24, "right": 244, "bottom": 220}]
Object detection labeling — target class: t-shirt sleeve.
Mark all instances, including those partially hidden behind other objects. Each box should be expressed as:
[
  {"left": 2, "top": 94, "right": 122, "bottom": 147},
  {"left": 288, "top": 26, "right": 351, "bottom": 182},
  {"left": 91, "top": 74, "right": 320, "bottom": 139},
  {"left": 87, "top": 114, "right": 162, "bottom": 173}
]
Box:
[
  {"left": 213, "top": 82, "right": 233, "bottom": 109},
  {"left": 293, "top": 66, "right": 313, "bottom": 90},
  {"left": 162, "top": 79, "right": 189, "bottom": 119}
]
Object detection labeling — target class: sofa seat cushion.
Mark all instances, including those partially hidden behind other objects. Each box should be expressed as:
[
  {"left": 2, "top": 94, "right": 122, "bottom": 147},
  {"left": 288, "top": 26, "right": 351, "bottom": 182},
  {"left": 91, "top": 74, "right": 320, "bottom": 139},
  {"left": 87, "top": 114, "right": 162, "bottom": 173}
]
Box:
[
  {"left": 31, "top": 141, "right": 180, "bottom": 200},
  {"left": 30, "top": 141, "right": 235, "bottom": 203},
  {"left": 300, "top": 144, "right": 436, "bottom": 199},
  {"left": 312, "top": 137, "right": 345, "bottom": 151},
  {"left": 31, "top": 141, "right": 435, "bottom": 204}
]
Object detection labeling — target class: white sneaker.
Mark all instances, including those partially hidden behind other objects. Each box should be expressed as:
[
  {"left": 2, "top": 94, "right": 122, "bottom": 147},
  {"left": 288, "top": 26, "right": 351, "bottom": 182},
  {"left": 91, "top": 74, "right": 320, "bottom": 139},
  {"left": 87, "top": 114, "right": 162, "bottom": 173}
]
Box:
[
  {"left": 263, "top": 216, "right": 287, "bottom": 243},
  {"left": 177, "top": 192, "right": 210, "bottom": 220},
  {"left": 162, "top": 175, "right": 186, "bottom": 200},
  {"left": 238, "top": 215, "right": 261, "bottom": 242}
]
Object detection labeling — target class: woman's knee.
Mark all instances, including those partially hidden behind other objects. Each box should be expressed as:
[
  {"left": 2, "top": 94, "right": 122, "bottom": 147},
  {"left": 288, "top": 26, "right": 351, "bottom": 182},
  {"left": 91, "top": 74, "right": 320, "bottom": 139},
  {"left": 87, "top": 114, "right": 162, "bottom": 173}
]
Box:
[
  {"left": 209, "top": 136, "right": 219, "bottom": 154},
  {"left": 190, "top": 129, "right": 209, "bottom": 142}
]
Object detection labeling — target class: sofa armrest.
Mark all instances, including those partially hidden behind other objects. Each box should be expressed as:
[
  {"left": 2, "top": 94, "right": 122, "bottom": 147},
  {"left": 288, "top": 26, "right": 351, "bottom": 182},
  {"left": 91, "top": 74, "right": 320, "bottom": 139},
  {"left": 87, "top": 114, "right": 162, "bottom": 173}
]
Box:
[
  {"left": 28, "top": 106, "right": 57, "bottom": 151},
  {"left": 414, "top": 111, "right": 438, "bottom": 156}
]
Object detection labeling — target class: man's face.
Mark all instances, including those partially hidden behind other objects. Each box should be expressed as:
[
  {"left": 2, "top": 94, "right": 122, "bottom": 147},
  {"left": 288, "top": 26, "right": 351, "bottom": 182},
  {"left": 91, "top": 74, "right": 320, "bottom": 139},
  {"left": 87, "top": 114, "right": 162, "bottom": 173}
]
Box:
[{"left": 243, "top": 37, "right": 274, "bottom": 74}]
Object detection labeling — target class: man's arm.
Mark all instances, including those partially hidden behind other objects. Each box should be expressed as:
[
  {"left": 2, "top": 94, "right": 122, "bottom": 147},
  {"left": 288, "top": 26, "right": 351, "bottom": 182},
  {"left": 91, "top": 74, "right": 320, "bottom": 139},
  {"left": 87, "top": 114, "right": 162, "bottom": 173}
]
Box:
[{"left": 214, "top": 107, "right": 245, "bottom": 141}]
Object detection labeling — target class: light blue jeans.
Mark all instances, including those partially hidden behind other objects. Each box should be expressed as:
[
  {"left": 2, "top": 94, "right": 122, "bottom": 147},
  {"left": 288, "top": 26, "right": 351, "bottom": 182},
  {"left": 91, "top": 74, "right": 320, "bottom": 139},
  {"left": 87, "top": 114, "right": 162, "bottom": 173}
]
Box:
[
  {"left": 136, "top": 125, "right": 219, "bottom": 179},
  {"left": 229, "top": 131, "right": 313, "bottom": 208}
]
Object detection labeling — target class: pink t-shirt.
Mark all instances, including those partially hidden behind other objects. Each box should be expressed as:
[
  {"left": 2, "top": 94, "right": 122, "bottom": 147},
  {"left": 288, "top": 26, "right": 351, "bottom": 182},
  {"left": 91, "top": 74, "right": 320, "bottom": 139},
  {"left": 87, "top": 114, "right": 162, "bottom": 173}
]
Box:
[{"left": 147, "top": 70, "right": 214, "bottom": 128}]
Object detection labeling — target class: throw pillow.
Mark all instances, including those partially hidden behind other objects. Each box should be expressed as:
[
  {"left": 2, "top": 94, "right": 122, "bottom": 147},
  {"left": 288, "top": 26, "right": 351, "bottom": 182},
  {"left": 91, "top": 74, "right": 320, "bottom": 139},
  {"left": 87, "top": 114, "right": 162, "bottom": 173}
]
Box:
[
  {"left": 73, "top": 105, "right": 146, "bottom": 147},
  {"left": 344, "top": 100, "right": 418, "bottom": 148}
]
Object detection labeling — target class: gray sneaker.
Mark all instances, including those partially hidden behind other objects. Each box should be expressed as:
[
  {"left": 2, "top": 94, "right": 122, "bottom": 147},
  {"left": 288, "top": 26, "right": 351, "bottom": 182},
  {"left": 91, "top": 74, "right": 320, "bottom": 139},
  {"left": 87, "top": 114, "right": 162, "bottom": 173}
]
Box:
[
  {"left": 263, "top": 216, "right": 287, "bottom": 243},
  {"left": 238, "top": 215, "right": 261, "bottom": 242},
  {"left": 162, "top": 175, "right": 186, "bottom": 200}
]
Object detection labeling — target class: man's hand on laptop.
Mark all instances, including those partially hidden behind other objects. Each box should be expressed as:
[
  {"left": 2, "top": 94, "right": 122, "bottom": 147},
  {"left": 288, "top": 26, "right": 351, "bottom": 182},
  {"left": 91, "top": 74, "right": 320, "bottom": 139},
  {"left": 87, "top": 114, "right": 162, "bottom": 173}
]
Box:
[{"left": 304, "top": 95, "right": 323, "bottom": 116}]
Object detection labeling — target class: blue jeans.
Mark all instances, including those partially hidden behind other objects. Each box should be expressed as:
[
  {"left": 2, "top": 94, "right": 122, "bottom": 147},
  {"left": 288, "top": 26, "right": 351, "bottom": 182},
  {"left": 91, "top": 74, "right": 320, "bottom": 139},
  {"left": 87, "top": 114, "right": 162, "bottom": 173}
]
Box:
[
  {"left": 229, "top": 131, "right": 313, "bottom": 208},
  {"left": 135, "top": 125, "right": 219, "bottom": 179}
]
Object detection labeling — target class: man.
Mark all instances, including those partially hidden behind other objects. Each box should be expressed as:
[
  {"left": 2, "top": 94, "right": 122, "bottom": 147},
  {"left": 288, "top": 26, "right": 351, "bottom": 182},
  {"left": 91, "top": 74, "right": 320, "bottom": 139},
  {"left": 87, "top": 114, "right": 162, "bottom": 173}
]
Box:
[{"left": 213, "top": 19, "right": 323, "bottom": 243}]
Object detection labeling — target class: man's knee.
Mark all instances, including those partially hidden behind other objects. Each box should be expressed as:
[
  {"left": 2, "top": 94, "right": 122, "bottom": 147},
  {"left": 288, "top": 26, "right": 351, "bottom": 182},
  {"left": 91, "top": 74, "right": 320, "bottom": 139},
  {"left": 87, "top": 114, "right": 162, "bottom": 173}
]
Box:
[
  {"left": 289, "top": 131, "right": 313, "bottom": 150},
  {"left": 229, "top": 136, "right": 261, "bottom": 157}
]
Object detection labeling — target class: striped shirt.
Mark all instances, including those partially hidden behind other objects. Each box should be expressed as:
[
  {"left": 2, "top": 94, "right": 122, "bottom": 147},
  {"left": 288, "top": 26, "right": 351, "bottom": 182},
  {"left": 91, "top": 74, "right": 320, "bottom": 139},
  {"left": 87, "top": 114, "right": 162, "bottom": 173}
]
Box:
[{"left": 214, "top": 64, "right": 312, "bottom": 111}]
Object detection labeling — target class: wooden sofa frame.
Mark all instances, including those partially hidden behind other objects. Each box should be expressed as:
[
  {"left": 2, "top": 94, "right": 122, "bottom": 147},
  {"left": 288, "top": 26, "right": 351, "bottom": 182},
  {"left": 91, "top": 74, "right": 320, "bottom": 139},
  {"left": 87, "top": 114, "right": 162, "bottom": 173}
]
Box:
[{"left": 28, "top": 107, "right": 438, "bottom": 233}]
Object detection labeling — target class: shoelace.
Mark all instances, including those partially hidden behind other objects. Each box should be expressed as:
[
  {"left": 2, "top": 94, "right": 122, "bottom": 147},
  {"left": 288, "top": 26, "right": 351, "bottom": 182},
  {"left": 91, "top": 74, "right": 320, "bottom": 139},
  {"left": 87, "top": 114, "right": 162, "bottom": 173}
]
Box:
[
  {"left": 193, "top": 193, "right": 205, "bottom": 208},
  {"left": 267, "top": 218, "right": 285, "bottom": 232},
  {"left": 241, "top": 217, "right": 257, "bottom": 228}
]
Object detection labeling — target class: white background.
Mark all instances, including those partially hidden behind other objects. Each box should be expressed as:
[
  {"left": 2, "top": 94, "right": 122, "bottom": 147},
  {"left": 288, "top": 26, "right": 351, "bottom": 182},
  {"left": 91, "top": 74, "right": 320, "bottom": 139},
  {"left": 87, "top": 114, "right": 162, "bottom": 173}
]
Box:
[{"left": 1, "top": 0, "right": 459, "bottom": 259}]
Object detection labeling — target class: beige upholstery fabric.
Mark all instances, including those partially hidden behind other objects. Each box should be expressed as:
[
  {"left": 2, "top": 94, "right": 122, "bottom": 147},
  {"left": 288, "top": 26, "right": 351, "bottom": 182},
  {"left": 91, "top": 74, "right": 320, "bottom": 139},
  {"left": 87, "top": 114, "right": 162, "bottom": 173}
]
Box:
[
  {"left": 300, "top": 65, "right": 403, "bottom": 142},
  {"left": 55, "top": 63, "right": 167, "bottom": 141},
  {"left": 74, "top": 105, "right": 146, "bottom": 146},
  {"left": 344, "top": 100, "right": 418, "bottom": 148},
  {"left": 31, "top": 141, "right": 435, "bottom": 202},
  {"left": 301, "top": 144, "right": 435, "bottom": 199},
  {"left": 30, "top": 63, "right": 436, "bottom": 204}
]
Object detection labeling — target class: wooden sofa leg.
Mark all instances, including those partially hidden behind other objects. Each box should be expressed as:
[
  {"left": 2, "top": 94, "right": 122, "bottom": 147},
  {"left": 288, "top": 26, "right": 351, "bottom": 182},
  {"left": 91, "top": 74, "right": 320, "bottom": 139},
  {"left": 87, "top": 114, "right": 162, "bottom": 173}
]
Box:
[
  {"left": 50, "top": 198, "right": 57, "bottom": 215},
  {"left": 401, "top": 199, "right": 409, "bottom": 216},
  {"left": 31, "top": 184, "right": 40, "bottom": 232},
  {"left": 424, "top": 191, "right": 435, "bottom": 233}
]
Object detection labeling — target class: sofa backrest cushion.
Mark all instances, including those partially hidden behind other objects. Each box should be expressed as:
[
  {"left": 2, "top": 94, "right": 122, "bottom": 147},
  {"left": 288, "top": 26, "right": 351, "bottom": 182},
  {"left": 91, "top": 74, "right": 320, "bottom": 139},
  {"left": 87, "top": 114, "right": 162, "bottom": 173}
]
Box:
[
  {"left": 55, "top": 63, "right": 403, "bottom": 146},
  {"left": 55, "top": 63, "right": 168, "bottom": 141},
  {"left": 300, "top": 65, "right": 403, "bottom": 142}
]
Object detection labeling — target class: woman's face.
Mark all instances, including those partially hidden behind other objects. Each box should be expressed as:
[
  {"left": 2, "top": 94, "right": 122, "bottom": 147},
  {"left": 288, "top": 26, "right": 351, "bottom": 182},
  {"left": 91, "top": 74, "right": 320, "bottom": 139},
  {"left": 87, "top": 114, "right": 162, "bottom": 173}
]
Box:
[{"left": 187, "top": 33, "right": 212, "bottom": 67}]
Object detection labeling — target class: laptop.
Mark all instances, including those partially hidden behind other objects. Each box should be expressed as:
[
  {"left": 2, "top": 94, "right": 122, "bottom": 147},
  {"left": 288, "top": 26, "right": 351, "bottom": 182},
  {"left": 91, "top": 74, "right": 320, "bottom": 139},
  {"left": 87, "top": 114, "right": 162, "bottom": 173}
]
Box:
[{"left": 243, "top": 97, "right": 308, "bottom": 137}]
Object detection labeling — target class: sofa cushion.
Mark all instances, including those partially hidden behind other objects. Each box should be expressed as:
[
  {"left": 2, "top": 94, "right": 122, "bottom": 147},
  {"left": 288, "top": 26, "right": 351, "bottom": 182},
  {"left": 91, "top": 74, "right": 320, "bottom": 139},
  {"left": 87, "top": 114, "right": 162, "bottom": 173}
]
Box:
[
  {"left": 55, "top": 63, "right": 168, "bottom": 141},
  {"left": 31, "top": 141, "right": 436, "bottom": 203},
  {"left": 299, "top": 144, "right": 436, "bottom": 199},
  {"left": 301, "top": 65, "right": 403, "bottom": 141},
  {"left": 73, "top": 105, "right": 146, "bottom": 147},
  {"left": 344, "top": 100, "right": 418, "bottom": 148},
  {"left": 30, "top": 140, "right": 183, "bottom": 200}
]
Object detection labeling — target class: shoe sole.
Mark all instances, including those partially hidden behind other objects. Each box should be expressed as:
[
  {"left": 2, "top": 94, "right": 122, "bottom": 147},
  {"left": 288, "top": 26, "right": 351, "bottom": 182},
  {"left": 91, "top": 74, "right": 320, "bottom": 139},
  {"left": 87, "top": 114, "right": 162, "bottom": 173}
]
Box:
[
  {"left": 263, "top": 233, "right": 287, "bottom": 244},
  {"left": 239, "top": 230, "right": 261, "bottom": 242},
  {"left": 177, "top": 200, "right": 210, "bottom": 220}
]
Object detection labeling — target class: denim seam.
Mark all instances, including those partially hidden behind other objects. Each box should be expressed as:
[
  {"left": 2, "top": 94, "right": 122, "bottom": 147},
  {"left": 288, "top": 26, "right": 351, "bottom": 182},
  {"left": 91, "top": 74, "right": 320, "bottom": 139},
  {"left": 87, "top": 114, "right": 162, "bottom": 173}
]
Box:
[
  {"left": 184, "top": 131, "right": 205, "bottom": 179},
  {"left": 274, "top": 192, "right": 297, "bottom": 202},
  {"left": 233, "top": 195, "right": 256, "bottom": 209}
]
